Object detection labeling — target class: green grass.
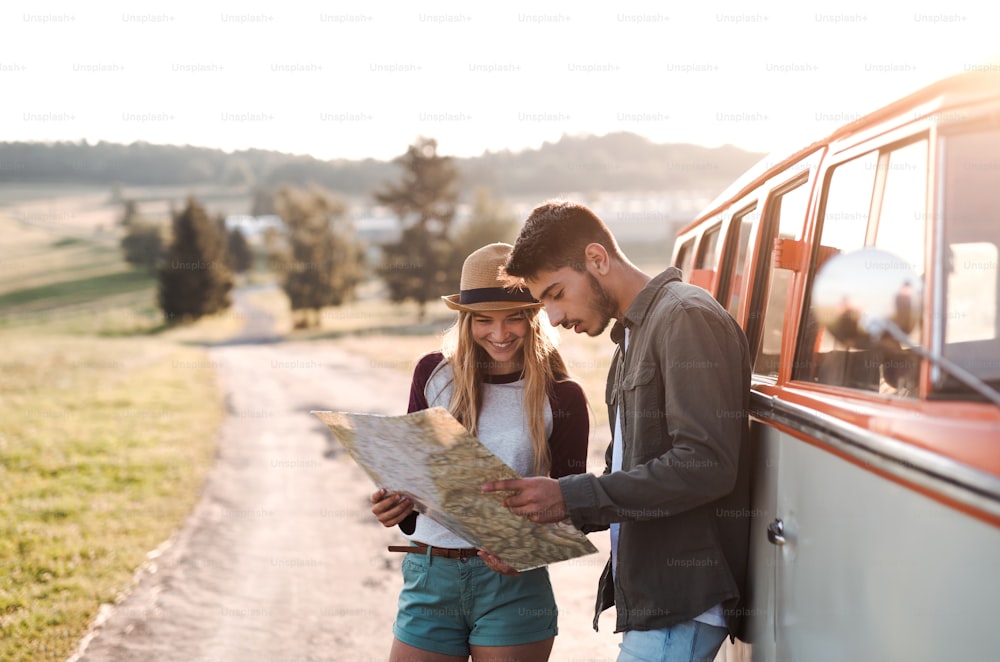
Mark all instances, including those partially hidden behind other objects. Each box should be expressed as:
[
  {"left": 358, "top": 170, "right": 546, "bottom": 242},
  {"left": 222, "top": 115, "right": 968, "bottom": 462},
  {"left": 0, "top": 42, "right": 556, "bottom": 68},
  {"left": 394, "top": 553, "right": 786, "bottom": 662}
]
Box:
[
  {"left": 49, "top": 237, "right": 87, "bottom": 248},
  {"left": 0, "top": 210, "right": 229, "bottom": 661},
  {"left": 0, "top": 270, "right": 156, "bottom": 312},
  {"left": 0, "top": 336, "right": 223, "bottom": 662},
  {"left": 0, "top": 211, "right": 161, "bottom": 336}
]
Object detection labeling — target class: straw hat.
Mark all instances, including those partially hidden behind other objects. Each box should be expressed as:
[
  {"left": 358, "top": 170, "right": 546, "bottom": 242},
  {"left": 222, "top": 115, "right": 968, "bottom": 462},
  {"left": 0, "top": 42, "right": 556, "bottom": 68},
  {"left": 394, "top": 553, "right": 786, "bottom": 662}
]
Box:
[{"left": 442, "top": 243, "right": 542, "bottom": 312}]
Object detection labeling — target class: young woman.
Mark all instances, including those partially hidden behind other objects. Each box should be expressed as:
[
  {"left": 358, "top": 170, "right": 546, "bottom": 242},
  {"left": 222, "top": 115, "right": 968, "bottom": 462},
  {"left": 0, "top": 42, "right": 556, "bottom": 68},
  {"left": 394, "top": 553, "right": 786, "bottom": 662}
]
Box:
[{"left": 370, "top": 242, "right": 590, "bottom": 662}]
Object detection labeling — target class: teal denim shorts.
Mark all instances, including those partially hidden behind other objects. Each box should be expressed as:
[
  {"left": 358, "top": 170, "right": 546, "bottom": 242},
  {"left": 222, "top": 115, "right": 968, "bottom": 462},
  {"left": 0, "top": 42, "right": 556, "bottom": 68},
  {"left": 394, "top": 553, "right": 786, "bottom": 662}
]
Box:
[{"left": 392, "top": 547, "right": 558, "bottom": 656}]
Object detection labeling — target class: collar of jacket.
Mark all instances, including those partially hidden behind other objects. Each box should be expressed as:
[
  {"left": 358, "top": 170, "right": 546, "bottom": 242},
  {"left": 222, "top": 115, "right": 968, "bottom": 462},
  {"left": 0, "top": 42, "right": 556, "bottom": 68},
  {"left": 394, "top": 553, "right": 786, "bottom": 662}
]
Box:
[{"left": 609, "top": 266, "right": 683, "bottom": 346}]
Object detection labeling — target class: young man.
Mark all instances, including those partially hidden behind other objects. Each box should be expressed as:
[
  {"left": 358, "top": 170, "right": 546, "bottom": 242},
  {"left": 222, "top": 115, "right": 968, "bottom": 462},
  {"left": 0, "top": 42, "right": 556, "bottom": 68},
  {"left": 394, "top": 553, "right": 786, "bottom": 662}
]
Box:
[{"left": 483, "top": 201, "right": 752, "bottom": 662}]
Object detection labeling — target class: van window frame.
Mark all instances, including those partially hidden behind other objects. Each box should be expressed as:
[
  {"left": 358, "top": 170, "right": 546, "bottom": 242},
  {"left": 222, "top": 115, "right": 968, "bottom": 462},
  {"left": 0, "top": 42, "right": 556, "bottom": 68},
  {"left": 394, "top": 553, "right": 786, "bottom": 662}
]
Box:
[
  {"left": 718, "top": 202, "right": 758, "bottom": 320},
  {"left": 695, "top": 222, "right": 723, "bottom": 269},
  {"left": 674, "top": 236, "right": 696, "bottom": 275},
  {"left": 745, "top": 173, "right": 811, "bottom": 376}
]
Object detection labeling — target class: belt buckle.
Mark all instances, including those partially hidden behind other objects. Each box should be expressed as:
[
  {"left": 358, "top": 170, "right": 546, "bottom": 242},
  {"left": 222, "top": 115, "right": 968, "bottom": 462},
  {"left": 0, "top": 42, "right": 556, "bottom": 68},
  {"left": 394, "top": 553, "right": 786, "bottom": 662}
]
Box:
[{"left": 459, "top": 548, "right": 476, "bottom": 562}]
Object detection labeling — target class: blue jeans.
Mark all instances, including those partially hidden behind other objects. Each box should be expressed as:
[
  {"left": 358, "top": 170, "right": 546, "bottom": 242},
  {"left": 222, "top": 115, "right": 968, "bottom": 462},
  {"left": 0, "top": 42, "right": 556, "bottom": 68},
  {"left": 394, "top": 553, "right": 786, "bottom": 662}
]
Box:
[{"left": 618, "top": 620, "right": 728, "bottom": 662}]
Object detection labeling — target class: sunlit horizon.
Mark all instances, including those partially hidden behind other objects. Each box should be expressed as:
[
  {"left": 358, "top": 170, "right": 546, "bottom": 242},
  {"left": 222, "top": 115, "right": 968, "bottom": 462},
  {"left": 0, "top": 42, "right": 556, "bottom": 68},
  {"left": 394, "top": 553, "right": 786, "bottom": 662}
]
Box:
[{"left": 5, "top": 1, "right": 1000, "bottom": 163}]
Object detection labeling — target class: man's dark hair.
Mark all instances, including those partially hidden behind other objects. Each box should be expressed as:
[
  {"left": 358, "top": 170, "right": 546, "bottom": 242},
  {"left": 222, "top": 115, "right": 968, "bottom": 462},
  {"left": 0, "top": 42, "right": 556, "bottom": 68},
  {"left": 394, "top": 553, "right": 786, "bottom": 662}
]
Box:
[{"left": 505, "top": 200, "right": 624, "bottom": 279}]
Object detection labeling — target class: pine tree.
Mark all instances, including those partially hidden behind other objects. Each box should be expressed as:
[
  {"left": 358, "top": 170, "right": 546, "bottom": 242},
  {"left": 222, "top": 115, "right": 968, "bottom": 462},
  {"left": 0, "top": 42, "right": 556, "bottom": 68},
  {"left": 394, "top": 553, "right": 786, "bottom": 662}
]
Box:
[
  {"left": 374, "top": 137, "right": 460, "bottom": 322},
  {"left": 158, "top": 196, "right": 233, "bottom": 323}
]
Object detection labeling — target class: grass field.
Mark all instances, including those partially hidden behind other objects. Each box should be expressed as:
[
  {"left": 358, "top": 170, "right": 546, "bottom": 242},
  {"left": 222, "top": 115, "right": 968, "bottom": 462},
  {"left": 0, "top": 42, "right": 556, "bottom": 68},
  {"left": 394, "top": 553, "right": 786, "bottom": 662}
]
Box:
[
  {"left": 0, "top": 206, "right": 228, "bottom": 661},
  {"left": 0, "top": 211, "right": 161, "bottom": 336},
  {"left": 0, "top": 337, "right": 223, "bottom": 662}
]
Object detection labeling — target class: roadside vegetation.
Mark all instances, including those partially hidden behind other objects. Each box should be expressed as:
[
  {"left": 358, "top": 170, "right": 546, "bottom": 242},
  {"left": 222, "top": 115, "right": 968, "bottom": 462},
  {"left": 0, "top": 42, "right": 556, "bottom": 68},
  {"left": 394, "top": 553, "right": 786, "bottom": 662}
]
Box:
[
  {"left": 0, "top": 336, "right": 222, "bottom": 661},
  {"left": 0, "top": 217, "right": 225, "bottom": 662}
]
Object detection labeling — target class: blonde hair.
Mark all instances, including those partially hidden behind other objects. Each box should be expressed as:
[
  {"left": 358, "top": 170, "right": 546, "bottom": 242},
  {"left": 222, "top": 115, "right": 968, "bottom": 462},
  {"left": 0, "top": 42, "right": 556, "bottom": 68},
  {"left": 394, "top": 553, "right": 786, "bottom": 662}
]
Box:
[{"left": 441, "top": 308, "right": 571, "bottom": 476}]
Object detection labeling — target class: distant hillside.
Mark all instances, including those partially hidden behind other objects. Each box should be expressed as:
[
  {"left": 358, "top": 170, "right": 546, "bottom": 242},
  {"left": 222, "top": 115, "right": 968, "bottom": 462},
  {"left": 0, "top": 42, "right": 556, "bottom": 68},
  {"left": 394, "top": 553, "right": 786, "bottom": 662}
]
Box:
[
  {"left": 0, "top": 133, "right": 763, "bottom": 198},
  {"left": 459, "top": 133, "right": 763, "bottom": 196}
]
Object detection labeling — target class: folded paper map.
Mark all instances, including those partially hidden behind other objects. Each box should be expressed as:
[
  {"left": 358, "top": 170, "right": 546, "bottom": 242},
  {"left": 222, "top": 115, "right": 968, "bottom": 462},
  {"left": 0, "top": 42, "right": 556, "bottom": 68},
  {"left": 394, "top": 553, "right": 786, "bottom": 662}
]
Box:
[{"left": 312, "top": 407, "right": 597, "bottom": 571}]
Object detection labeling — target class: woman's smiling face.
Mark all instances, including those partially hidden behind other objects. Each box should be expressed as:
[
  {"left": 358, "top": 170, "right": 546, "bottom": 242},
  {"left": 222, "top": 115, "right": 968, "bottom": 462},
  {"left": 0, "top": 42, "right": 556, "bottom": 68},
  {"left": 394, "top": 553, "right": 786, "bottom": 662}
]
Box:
[{"left": 471, "top": 309, "right": 530, "bottom": 374}]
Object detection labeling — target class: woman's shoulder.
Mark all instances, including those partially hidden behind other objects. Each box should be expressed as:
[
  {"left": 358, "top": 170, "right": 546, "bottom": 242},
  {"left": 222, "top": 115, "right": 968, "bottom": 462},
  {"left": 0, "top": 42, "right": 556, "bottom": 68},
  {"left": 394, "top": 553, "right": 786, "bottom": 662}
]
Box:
[
  {"left": 413, "top": 351, "right": 448, "bottom": 383},
  {"left": 415, "top": 350, "right": 446, "bottom": 370},
  {"left": 550, "top": 377, "right": 586, "bottom": 405}
]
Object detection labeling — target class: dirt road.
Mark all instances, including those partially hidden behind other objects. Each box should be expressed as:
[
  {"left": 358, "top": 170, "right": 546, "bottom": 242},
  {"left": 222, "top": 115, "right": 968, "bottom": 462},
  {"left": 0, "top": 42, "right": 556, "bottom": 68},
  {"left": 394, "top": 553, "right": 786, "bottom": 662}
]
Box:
[{"left": 72, "top": 289, "right": 620, "bottom": 662}]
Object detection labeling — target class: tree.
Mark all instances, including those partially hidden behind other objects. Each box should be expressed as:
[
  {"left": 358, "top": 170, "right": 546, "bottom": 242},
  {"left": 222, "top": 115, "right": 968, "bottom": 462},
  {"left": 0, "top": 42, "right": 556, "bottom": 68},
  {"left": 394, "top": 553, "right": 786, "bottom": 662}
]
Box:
[
  {"left": 226, "top": 226, "right": 254, "bottom": 275},
  {"left": 450, "top": 187, "right": 521, "bottom": 264},
  {"left": 118, "top": 199, "right": 163, "bottom": 272},
  {"left": 250, "top": 186, "right": 277, "bottom": 216},
  {"left": 121, "top": 221, "right": 163, "bottom": 273},
  {"left": 158, "top": 196, "right": 233, "bottom": 323},
  {"left": 119, "top": 199, "right": 141, "bottom": 227},
  {"left": 221, "top": 157, "right": 254, "bottom": 187},
  {"left": 374, "top": 137, "right": 460, "bottom": 321},
  {"left": 271, "top": 186, "right": 364, "bottom": 329}
]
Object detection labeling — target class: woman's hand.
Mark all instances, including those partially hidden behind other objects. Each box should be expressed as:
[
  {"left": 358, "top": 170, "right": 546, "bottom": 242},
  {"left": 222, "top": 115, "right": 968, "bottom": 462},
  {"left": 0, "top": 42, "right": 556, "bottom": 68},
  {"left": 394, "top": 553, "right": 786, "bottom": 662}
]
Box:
[
  {"left": 370, "top": 488, "right": 414, "bottom": 527},
  {"left": 478, "top": 549, "right": 521, "bottom": 577}
]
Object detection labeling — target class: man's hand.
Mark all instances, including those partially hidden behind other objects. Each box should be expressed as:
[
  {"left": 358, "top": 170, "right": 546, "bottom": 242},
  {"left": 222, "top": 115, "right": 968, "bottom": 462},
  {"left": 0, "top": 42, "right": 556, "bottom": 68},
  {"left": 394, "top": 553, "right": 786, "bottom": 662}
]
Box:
[
  {"left": 370, "top": 488, "right": 414, "bottom": 527},
  {"left": 482, "top": 477, "right": 567, "bottom": 523}
]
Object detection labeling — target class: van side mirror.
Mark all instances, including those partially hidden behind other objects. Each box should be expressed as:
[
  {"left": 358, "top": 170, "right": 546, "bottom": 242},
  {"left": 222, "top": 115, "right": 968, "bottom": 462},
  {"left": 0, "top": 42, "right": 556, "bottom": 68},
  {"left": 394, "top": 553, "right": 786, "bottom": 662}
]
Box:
[
  {"left": 811, "top": 248, "right": 922, "bottom": 348},
  {"left": 811, "top": 247, "right": 1000, "bottom": 406}
]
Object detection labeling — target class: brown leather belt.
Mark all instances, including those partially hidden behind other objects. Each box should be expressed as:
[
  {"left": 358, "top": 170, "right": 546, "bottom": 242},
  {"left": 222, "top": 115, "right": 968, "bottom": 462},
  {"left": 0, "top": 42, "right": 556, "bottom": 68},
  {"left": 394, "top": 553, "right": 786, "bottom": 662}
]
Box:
[{"left": 387, "top": 542, "right": 480, "bottom": 561}]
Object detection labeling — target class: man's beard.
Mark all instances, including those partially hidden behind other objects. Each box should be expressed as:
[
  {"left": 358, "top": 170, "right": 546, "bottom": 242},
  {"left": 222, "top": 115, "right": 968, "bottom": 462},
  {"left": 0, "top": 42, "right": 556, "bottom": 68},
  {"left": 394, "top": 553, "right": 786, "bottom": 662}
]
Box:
[{"left": 586, "top": 271, "right": 618, "bottom": 336}]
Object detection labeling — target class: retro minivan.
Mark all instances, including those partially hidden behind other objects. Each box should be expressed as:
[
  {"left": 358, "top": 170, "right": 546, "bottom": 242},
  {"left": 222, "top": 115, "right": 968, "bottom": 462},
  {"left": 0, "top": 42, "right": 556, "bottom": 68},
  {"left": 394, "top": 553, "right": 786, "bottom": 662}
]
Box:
[{"left": 671, "top": 69, "right": 1000, "bottom": 661}]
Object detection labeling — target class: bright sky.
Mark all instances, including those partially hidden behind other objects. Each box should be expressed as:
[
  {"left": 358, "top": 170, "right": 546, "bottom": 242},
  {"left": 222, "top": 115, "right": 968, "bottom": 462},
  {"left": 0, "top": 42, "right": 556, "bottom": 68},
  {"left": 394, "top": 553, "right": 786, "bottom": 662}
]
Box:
[{"left": 4, "top": 1, "right": 999, "bottom": 162}]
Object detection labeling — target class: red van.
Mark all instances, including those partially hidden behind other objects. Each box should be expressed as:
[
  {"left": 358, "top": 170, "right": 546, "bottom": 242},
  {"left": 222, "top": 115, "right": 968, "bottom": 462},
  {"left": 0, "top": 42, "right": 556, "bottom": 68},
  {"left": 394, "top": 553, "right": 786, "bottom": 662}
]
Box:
[{"left": 672, "top": 69, "right": 1000, "bottom": 661}]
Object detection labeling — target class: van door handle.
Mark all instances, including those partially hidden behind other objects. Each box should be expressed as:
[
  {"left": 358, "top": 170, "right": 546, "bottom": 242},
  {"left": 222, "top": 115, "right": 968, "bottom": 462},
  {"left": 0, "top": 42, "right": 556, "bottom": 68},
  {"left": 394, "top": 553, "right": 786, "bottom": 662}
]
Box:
[{"left": 767, "top": 518, "right": 786, "bottom": 545}]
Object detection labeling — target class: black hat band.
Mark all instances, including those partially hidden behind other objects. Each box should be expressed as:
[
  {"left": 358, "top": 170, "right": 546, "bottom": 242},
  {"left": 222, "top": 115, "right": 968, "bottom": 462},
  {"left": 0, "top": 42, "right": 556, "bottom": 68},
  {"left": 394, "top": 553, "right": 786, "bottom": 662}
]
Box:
[{"left": 459, "top": 287, "right": 537, "bottom": 305}]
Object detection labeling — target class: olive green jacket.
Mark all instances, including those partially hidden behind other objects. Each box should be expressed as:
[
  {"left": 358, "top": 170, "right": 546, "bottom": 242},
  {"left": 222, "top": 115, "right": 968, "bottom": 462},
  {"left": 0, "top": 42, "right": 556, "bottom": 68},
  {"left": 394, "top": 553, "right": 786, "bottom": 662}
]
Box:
[{"left": 559, "top": 267, "right": 752, "bottom": 638}]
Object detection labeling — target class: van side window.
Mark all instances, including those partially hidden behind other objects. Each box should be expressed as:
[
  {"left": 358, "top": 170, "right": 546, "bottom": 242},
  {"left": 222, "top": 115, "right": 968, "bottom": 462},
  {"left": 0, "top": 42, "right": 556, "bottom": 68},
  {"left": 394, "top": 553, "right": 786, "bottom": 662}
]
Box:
[
  {"left": 814, "top": 152, "right": 877, "bottom": 257},
  {"left": 937, "top": 128, "right": 1000, "bottom": 395},
  {"left": 795, "top": 142, "right": 928, "bottom": 397},
  {"left": 675, "top": 237, "right": 695, "bottom": 276},
  {"left": 689, "top": 223, "right": 722, "bottom": 291},
  {"left": 695, "top": 224, "right": 721, "bottom": 269},
  {"left": 873, "top": 140, "right": 928, "bottom": 287},
  {"left": 792, "top": 153, "right": 877, "bottom": 387},
  {"left": 872, "top": 141, "right": 928, "bottom": 395},
  {"left": 721, "top": 205, "right": 757, "bottom": 320},
  {"left": 752, "top": 181, "right": 810, "bottom": 378}
]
